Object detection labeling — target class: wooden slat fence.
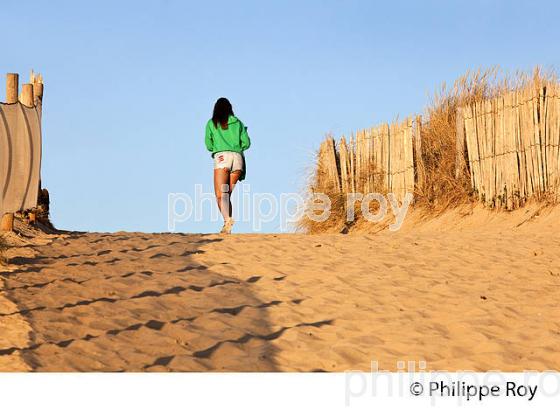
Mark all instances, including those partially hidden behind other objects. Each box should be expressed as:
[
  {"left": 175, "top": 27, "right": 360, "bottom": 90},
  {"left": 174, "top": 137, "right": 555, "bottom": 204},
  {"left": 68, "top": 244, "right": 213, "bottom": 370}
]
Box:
[
  {"left": 317, "top": 117, "right": 419, "bottom": 201},
  {"left": 459, "top": 84, "right": 560, "bottom": 208},
  {"left": 1, "top": 71, "right": 44, "bottom": 231},
  {"left": 314, "top": 82, "right": 560, "bottom": 211}
]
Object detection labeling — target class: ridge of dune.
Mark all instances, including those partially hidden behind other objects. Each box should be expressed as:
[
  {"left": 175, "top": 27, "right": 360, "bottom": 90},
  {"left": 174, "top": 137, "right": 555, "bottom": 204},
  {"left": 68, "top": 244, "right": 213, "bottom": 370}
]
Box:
[{"left": 0, "top": 206, "right": 558, "bottom": 371}]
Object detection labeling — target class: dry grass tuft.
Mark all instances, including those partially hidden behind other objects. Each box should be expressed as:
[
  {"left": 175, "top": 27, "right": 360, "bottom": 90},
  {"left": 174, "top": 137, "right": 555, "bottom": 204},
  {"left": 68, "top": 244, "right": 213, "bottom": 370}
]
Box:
[
  {"left": 413, "top": 68, "right": 499, "bottom": 212},
  {"left": 298, "top": 148, "right": 347, "bottom": 234},
  {"left": 299, "top": 141, "right": 386, "bottom": 234}
]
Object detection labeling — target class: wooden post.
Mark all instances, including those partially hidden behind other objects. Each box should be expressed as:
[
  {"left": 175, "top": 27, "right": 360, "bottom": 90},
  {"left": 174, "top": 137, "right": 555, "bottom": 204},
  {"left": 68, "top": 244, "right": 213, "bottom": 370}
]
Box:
[
  {"left": 33, "top": 82, "right": 44, "bottom": 105},
  {"left": 6, "top": 73, "right": 19, "bottom": 103},
  {"left": 413, "top": 115, "right": 425, "bottom": 190},
  {"left": 339, "top": 137, "right": 349, "bottom": 194},
  {"left": 1, "top": 74, "right": 20, "bottom": 231},
  {"left": 32, "top": 73, "right": 44, "bottom": 220},
  {"left": 1, "top": 213, "right": 14, "bottom": 232},
  {"left": 455, "top": 107, "right": 466, "bottom": 178},
  {"left": 20, "top": 83, "right": 34, "bottom": 107},
  {"left": 349, "top": 135, "right": 356, "bottom": 193}
]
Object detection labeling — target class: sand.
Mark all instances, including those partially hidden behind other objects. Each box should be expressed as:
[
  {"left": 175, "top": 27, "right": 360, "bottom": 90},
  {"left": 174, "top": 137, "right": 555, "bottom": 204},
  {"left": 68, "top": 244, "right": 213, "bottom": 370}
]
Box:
[{"left": 0, "top": 206, "right": 559, "bottom": 371}]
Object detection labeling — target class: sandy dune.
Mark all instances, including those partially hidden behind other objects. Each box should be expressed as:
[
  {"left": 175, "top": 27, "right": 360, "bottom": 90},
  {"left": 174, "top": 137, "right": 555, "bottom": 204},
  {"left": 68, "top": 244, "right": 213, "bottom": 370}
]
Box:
[{"left": 1, "top": 206, "right": 559, "bottom": 371}]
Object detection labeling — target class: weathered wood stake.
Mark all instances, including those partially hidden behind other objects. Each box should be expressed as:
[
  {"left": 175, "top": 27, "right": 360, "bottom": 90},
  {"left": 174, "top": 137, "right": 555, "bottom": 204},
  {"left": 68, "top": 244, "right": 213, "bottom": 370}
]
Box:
[
  {"left": 6, "top": 73, "right": 19, "bottom": 103},
  {"left": 455, "top": 107, "right": 467, "bottom": 178},
  {"left": 33, "top": 82, "right": 44, "bottom": 105},
  {"left": 413, "top": 115, "right": 425, "bottom": 190},
  {"left": 1, "top": 213, "right": 14, "bottom": 232},
  {"left": 1, "top": 73, "right": 20, "bottom": 231},
  {"left": 20, "top": 83, "right": 34, "bottom": 107}
]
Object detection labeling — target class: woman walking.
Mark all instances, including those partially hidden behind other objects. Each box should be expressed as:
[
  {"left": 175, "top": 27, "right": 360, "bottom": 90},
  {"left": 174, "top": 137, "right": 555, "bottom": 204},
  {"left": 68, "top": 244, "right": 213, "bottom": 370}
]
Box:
[{"left": 205, "top": 98, "right": 251, "bottom": 234}]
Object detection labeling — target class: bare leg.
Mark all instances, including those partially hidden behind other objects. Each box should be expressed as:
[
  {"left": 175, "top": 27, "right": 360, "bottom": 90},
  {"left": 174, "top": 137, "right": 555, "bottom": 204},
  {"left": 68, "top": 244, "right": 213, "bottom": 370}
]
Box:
[
  {"left": 228, "top": 171, "right": 242, "bottom": 218},
  {"left": 213, "top": 168, "right": 230, "bottom": 221}
]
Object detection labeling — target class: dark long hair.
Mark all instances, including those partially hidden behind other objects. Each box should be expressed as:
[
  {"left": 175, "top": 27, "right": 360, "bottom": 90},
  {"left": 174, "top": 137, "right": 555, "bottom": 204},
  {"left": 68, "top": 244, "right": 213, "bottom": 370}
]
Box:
[{"left": 212, "top": 97, "right": 234, "bottom": 128}]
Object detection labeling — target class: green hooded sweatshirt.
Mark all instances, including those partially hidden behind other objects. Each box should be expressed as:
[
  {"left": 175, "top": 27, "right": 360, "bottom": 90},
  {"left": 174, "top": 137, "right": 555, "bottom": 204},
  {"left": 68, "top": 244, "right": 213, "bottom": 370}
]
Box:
[{"left": 205, "top": 115, "right": 251, "bottom": 156}]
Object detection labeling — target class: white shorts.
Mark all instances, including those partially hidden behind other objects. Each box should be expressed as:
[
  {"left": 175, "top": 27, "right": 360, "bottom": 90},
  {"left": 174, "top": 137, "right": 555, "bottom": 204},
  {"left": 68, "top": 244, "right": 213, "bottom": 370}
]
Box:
[{"left": 214, "top": 151, "right": 244, "bottom": 172}]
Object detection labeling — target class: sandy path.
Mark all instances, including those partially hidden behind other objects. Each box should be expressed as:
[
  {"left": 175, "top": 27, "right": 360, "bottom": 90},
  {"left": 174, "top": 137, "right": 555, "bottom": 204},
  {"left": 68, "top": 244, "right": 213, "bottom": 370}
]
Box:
[{"left": 0, "top": 213, "right": 559, "bottom": 371}]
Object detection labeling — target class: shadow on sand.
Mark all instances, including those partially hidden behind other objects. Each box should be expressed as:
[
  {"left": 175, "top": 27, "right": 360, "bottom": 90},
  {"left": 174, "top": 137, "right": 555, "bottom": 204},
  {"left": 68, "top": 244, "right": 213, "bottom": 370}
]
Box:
[{"left": 0, "top": 232, "right": 297, "bottom": 371}]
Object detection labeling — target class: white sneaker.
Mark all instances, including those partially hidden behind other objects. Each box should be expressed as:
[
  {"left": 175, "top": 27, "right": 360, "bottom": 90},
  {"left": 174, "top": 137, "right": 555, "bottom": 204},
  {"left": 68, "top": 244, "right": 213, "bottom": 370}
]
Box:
[{"left": 220, "top": 218, "right": 234, "bottom": 234}]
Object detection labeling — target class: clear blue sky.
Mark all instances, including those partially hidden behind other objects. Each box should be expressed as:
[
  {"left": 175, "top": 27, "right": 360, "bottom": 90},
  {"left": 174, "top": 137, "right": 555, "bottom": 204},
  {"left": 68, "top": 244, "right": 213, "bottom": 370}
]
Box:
[{"left": 1, "top": 0, "right": 559, "bottom": 233}]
